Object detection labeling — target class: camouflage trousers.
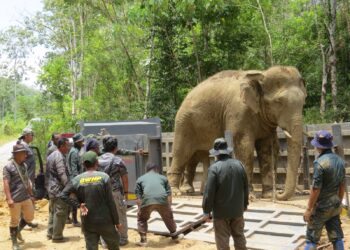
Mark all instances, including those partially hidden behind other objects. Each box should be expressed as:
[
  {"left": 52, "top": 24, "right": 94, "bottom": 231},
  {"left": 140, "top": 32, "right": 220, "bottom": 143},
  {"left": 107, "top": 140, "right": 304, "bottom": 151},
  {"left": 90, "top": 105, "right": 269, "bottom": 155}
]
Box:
[{"left": 306, "top": 206, "right": 344, "bottom": 244}]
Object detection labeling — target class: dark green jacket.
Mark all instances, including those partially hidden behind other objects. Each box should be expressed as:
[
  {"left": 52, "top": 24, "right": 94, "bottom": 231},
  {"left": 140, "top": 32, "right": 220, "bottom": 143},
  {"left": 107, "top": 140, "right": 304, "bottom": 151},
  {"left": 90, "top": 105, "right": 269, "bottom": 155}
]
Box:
[
  {"left": 135, "top": 171, "right": 171, "bottom": 207},
  {"left": 203, "top": 156, "right": 249, "bottom": 219},
  {"left": 312, "top": 149, "right": 345, "bottom": 210},
  {"left": 59, "top": 170, "right": 119, "bottom": 228}
]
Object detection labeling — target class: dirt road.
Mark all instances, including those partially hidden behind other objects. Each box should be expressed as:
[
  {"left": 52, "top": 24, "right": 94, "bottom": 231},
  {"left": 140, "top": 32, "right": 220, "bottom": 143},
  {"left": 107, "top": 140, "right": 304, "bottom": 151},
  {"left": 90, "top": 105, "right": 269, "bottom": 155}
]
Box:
[{"left": 0, "top": 197, "right": 349, "bottom": 250}]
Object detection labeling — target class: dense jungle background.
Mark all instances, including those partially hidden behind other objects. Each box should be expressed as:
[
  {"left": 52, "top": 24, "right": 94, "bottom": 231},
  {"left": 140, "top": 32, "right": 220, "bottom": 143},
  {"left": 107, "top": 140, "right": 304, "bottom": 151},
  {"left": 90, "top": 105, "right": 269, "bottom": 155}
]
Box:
[{"left": 1, "top": 0, "right": 350, "bottom": 150}]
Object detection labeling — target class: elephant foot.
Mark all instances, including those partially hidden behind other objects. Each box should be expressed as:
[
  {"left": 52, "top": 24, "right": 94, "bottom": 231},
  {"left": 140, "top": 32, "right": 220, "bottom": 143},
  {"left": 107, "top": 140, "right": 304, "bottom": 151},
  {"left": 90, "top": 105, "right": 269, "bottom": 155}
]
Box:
[
  {"left": 249, "top": 192, "right": 257, "bottom": 202},
  {"left": 171, "top": 187, "right": 182, "bottom": 196},
  {"left": 262, "top": 190, "right": 273, "bottom": 199},
  {"left": 262, "top": 186, "right": 273, "bottom": 199},
  {"left": 180, "top": 184, "right": 195, "bottom": 194}
]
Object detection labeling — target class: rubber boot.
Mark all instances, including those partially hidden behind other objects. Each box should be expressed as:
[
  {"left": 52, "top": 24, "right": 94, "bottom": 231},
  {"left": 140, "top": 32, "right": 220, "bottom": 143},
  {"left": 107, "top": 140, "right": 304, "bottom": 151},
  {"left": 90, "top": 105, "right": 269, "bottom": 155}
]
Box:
[
  {"left": 10, "top": 227, "right": 21, "bottom": 250},
  {"left": 304, "top": 241, "right": 316, "bottom": 250},
  {"left": 17, "top": 219, "right": 27, "bottom": 242},
  {"left": 332, "top": 240, "right": 344, "bottom": 250}
]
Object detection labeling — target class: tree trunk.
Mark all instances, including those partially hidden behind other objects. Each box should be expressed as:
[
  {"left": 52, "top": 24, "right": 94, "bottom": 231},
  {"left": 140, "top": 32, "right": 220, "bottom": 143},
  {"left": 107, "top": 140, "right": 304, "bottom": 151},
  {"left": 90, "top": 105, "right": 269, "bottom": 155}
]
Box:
[
  {"left": 320, "top": 44, "right": 329, "bottom": 116},
  {"left": 144, "top": 28, "right": 155, "bottom": 119},
  {"left": 256, "top": 0, "right": 274, "bottom": 66},
  {"left": 328, "top": 0, "right": 337, "bottom": 111}
]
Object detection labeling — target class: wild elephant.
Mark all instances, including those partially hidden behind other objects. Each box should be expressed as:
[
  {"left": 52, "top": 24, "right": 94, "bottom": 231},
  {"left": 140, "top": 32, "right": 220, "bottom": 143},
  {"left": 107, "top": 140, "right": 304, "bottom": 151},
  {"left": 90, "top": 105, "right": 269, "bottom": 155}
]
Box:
[{"left": 167, "top": 66, "right": 307, "bottom": 200}]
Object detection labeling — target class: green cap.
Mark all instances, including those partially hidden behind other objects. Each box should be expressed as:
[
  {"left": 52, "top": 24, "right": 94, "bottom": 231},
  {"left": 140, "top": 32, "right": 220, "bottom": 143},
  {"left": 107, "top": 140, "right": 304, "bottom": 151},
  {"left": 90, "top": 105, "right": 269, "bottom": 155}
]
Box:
[{"left": 82, "top": 151, "right": 98, "bottom": 164}]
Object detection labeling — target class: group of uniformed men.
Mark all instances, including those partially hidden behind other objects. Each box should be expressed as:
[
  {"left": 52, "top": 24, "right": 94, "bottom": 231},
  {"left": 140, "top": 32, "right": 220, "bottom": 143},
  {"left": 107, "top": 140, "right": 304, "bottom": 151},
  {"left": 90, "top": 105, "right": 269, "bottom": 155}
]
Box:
[
  {"left": 2, "top": 127, "right": 347, "bottom": 250},
  {"left": 3, "top": 128, "right": 180, "bottom": 250}
]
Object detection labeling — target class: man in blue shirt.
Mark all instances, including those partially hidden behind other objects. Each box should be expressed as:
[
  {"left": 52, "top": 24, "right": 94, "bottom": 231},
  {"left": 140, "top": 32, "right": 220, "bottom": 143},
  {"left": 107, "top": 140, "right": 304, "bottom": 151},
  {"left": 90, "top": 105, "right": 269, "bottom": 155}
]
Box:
[{"left": 303, "top": 130, "right": 345, "bottom": 250}]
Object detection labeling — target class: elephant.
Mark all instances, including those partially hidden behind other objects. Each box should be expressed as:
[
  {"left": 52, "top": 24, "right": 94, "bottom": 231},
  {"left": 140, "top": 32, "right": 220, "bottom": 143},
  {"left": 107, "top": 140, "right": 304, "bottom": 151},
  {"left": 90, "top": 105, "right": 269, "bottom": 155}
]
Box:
[{"left": 167, "top": 66, "right": 307, "bottom": 200}]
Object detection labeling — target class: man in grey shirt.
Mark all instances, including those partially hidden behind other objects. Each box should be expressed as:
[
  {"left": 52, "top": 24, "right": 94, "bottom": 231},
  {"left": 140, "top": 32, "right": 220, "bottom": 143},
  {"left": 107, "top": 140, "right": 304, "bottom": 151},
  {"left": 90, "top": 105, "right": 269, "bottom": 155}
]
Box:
[
  {"left": 47, "top": 138, "right": 71, "bottom": 242},
  {"left": 3, "top": 144, "right": 35, "bottom": 250}
]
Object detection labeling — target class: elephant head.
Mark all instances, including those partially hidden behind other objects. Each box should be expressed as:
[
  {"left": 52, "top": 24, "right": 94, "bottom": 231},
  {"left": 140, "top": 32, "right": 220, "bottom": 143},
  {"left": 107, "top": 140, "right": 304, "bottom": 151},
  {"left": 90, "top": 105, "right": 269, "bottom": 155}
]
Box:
[{"left": 240, "top": 66, "right": 307, "bottom": 200}]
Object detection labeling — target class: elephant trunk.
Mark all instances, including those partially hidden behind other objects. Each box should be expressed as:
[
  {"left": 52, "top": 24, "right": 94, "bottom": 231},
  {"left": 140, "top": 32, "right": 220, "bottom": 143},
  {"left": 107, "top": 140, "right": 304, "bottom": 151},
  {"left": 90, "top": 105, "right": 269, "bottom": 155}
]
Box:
[{"left": 276, "top": 123, "right": 303, "bottom": 200}]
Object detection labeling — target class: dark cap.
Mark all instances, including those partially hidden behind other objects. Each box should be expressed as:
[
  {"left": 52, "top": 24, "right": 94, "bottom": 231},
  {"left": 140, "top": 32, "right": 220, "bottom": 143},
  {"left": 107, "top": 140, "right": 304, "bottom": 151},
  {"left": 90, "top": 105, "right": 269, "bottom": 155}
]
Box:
[
  {"left": 146, "top": 162, "right": 159, "bottom": 172},
  {"left": 311, "top": 130, "right": 334, "bottom": 149},
  {"left": 85, "top": 138, "right": 100, "bottom": 151},
  {"left": 82, "top": 151, "right": 98, "bottom": 164},
  {"left": 209, "top": 138, "right": 233, "bottom": 156},
  {"left": 12, "top": 144, "right": 27, "bottom": 154},
  {"left": 73, "top": 133, "right": 84, "bottom": 143}
]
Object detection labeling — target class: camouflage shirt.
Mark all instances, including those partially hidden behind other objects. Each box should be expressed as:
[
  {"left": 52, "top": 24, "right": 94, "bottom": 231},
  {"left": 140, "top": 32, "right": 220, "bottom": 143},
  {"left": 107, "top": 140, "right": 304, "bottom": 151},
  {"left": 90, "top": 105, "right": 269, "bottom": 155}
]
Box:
[
  {"left": 21, "top": 141, "right": 36, "bottom": 183},
  {"left": 67, "top": 147, "right": 83, "bottom": 180},
  {"left": 312, "top": 149, "right": 345, "bottom": 210},
  {"left": 47, "top": 150, "right": 69, "bottom": 198},
  {"left": 98, "top": 152, "right": 127, "bottom": 192},
  {"left": 3, "top": 160, "right": 31, "bottom": 202}
]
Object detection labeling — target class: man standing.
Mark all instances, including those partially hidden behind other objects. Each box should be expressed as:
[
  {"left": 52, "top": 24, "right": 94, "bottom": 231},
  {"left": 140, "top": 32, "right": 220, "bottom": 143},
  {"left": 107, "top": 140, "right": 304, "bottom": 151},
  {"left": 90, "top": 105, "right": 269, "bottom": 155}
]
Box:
[
  {"left": 67, "top": 133, "right": 84, "bottom": 226},
  {"left": 18, "top": 128, "right": 38, "bottom": 229},
  {"left": 202, "top": 138, "right": 249, "bottom": 250},
  {"left": 3, "top": 144, "right": 35, "bottom": 250},
  {"left": 60, "top": 151, "right": 122, "bottom": 250},
  {"left": 98, "top": 136, "right": 129, "bottom": 246},
  {"left": 47, "top": 133, "right": 60, "bottom": 157},
  {"left": 135, "top": 162, "right": 178, "bottom": 246},
  {"left": 47, "top": 137, "right": 71, "bottom": 242},
  {"left": 18, "top": 128, "right": 36, "bottom": 188},
  {"left": 303, "top": 130, "right": 345, "bottom": 250}
]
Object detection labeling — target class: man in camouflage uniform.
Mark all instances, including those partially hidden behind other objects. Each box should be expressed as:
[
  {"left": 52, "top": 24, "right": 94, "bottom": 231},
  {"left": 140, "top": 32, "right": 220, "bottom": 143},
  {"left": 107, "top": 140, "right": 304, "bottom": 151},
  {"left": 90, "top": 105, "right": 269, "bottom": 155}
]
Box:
[
  {"left": 18, "top": 127, "right": 38, "bottom": 229},
  {"left": 98, "top": 136, "right": 129, "bottom": 246},
  {"left": 60, "top": 151, "right": 122, "bottom": 250},
  {"left": 67, "top": 133, "right": 84, "bottom": 226},
  {"left": 303, "top": 130, "right": 345, "bottom": 250},
  {"left": 47, "top": 138, "right": 71, "bottom": 242},
  {"left": 47, "top": 133, "right": 60, "bottom": 157},
  {"left": 3, "top": 144, "right": 35, "bottom": 250}
]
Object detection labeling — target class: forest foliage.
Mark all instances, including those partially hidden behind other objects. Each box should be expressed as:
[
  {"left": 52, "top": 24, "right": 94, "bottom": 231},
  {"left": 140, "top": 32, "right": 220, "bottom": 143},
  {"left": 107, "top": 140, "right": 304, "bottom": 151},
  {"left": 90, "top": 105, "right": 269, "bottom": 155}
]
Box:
[{"left": 1, "top": 0, "right": 350, "bottom": 137}]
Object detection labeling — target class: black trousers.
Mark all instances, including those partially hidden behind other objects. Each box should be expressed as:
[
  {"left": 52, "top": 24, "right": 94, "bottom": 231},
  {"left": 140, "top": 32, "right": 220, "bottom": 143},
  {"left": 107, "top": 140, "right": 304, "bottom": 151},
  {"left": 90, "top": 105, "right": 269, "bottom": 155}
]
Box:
[{"left": 83, "top": 223, "right": 120, "bottom": 250}]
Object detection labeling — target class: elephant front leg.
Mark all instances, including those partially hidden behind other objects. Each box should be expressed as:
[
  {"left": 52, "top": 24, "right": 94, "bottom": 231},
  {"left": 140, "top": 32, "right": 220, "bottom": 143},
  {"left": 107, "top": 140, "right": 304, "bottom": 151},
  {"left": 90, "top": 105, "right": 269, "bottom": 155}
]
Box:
[
  {"left": 256, "top": 135, "right": 279, "bottom": 199},
  {"left": 234, "top": 134, "right": 255, "bottom": 199}
]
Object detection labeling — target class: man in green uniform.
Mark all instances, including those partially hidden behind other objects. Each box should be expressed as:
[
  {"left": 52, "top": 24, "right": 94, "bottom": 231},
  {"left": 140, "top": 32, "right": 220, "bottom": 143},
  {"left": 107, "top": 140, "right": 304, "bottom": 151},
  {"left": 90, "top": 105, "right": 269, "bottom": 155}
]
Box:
[
  {"left": 60, "top": 151, "right": 121, "bottom": 250},
  {"left": 303, "top": 130, "right": 345, "bottom": 250},
  {"left": 67, "top": 133, "right": 84, "bottom": 226},
  {"left": 135, "top": 162, "right": 177, "bottom": 246},
  {"left": 202, "top": 138, "right": 249, "bottom": 250}
]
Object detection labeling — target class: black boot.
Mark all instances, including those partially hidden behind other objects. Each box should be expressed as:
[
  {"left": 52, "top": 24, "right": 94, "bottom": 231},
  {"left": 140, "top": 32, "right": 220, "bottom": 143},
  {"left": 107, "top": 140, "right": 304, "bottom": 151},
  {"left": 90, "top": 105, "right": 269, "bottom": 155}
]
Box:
[
  {"left": 17, "top": 219, "right": 27, "bottom": 242},
  {"left": 10, "top": 227, "right": 21, "bottom": 250}
]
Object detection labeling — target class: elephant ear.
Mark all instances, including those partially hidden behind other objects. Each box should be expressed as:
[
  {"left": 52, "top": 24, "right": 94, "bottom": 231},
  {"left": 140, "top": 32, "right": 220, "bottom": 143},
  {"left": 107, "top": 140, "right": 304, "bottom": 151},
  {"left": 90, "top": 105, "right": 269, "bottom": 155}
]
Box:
[{"left": 240, "top": 71, "right": 264, "bottom": 114}]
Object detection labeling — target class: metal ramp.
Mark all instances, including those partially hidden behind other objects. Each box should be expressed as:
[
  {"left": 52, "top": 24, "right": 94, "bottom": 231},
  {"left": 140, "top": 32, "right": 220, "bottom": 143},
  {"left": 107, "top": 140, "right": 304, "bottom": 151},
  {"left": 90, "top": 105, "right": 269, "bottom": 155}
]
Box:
[{"left": 127, "top": 201, "right": 306, "bottom": 250}]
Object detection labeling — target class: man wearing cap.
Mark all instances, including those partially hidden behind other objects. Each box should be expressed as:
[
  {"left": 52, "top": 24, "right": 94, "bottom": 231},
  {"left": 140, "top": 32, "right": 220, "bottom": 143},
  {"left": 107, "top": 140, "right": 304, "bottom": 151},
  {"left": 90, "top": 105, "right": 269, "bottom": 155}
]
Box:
[
  {"left": 47, "top": 137, "right": 71, "bottom": 242},
  {"left": 98, "top": 135, "right": 129, "bottom": 246},
  {"left": 18, "top": 128, "right": 36, "bottom": 188},
  {"left": 135, "top": 162, "right": 178, "bottom": 246},
  {"left": 202, "top": 138, "right": 249, "bottom": 250},
  {"left": 3, "top": 144, "right": 35, "bottom": 250},
  {"left": 59, "top": 151, "right": 122, "bottom": 250},
  {"left": 303, "top": 130, "right": 345, "bottom": 250},
  {"left": 67, "top": 133, "right": 84, "bottom": 226}
]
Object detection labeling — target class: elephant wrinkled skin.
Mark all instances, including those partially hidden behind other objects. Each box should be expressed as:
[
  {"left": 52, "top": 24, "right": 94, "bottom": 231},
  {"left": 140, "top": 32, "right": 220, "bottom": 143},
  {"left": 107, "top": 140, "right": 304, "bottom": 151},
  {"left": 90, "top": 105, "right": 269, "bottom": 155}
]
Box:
[{"left": 167, "top": 66, "right": 307, "bottom": 200}]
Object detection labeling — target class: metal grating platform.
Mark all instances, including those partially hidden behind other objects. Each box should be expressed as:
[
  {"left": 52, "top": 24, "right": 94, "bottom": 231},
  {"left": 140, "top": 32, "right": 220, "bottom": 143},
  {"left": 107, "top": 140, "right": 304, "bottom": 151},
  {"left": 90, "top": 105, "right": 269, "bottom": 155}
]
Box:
[{"left": 127, "top": 201, "right": 306, "bottom": 250}]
